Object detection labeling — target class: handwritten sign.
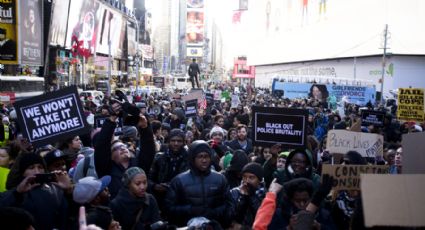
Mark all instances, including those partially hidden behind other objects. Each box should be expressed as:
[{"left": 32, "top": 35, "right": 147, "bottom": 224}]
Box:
[
  {"left": 322, "top": 164, "right": 389, "bottom": 190},
  {"left": 326, "top": 130, "right": 383, "bottom": 157},
  {"left": 397, "top": 88, "right": 424, "bottom": 122}
]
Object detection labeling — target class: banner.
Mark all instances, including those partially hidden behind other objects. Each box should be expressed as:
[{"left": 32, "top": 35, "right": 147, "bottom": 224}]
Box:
[
  {"left": 185, "top": 99, "right": 198, "bottom": 117},
  {"left": 326, "top": 130, "right": 384, "bottom": 157},
  {"left": 252, "top": 106, "right": 307, "bottom": 147},
  {"left": 14, "top": 86, "right": 89, "bottom": 147},
  {"left": 19, "top": 0, "right": 43, "bottom": 65},
  {"left": 361, "top": 110, "right": 385, "bottom": 127},
  {"left": 0, "top": 0, "right": 18, "bottom": 64},
  {"left": 322, "top": 164, "right": 389, "bottom": 190},
  {"left": 48, "top": 0, "right": 70, "bottom": 47},
  {"left": 397, "top": 88, "right": 424, "bottom": 122},
  {"left": 272, "top": 81, "right": 376, "bottom": 105}
]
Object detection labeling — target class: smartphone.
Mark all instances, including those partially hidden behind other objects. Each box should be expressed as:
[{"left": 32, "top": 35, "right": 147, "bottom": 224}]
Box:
[{"left": 34, "top": 173, "right": 56, "bottom": 184}]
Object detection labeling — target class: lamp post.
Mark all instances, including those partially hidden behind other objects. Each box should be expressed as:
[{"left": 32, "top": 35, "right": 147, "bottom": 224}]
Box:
[{"left": 131, "top": 10, "right": 140, "bottom": 95}]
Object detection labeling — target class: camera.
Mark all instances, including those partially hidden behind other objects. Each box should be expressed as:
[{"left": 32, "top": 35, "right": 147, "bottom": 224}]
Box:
[{"left": 34, "top": 173, "right": 56, "bottom": 184}]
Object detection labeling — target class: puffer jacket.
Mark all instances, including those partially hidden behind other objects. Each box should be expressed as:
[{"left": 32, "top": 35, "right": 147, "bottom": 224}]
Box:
[{"left": 164, "top": 141, "right": 233, "bottom": 227}]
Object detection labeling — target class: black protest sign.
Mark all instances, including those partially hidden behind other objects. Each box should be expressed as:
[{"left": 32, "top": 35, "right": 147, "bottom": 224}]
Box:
[
  {"left": 14, "top": 86, "right": 89, "bottom": 147},
  {"left": 94, "top": 115, "right": 123, "bottom": 133},
  {"left": 206, "top": 93, "right": 214, "bottom": 105},
  {"left": 361, "top": 110, "right": 385, "bottom": 127},
  {"left": 153, "top": 77, "right": 165, "bottom": 88},
  {"left": 252, "top": 106, "right": 307, "bottom": 148},
  {"left": 185, "top": 99, "right": 198, "bottom": 117}
]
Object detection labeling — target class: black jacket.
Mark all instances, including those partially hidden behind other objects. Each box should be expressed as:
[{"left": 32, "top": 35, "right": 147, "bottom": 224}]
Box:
[
  {"left": 225, "top": 138, "right": 253, "bottom": 155},
  {"left": 188, "top": 62, "right": 200, "bottom": 77},
  {"left": 148, "top": 148, "right": 189, "bottom": 188},
  {"left": 110, "top": 188, "right": 160, "bottom": 230},
  {"left": 94, "top": 119, "right": 156, "bottom": 198},
  {"left": 165, "top": 169, "right": 233, "bottom": 227},
  {"left": 0, "top": 185, "right": 68, "bottom": 230},
  {"left": 230, "top": 184, "right": 266, "bottom": 227}
]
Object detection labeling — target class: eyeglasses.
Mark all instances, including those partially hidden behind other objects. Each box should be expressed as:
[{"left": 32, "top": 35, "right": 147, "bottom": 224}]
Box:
[{"left": 111, "top": 144, "right": 127, "bottom": 152}]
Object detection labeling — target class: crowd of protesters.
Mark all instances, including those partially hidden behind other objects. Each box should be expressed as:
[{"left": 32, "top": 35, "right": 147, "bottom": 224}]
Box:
[{"left": 0, "top": 80, "right": 422, "bottom": 230}]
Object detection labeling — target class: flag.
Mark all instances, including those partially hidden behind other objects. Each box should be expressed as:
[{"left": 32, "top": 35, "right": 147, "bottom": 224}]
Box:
[
  {"left": 232, "top": 10, "right": 242, "bottom": 24},
  {"left": 199, "top": 93, "right": 207, "bottom": 110}
]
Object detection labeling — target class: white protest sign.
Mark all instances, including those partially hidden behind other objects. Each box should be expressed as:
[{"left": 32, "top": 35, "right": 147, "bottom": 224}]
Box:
[{"left": 326, "top": 130, "right": 383, "bottom": 157}]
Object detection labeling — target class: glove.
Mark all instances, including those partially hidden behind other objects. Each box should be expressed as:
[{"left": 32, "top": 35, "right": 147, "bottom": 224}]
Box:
[{"left": 311, "top": 174, "right": 333, "bottom": 207}]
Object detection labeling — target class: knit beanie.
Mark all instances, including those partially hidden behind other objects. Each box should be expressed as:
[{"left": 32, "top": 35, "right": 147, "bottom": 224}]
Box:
[
  {"left": 122, "top": 126, "right": 138, "bottom": 140},
  {"left": 189, "top": 140, "right": 213, "bottom": 160},
  {"left": 241, "top": 162, "right": 264, "bottom": 181},
  {"left": 19, "top": 153, "right": 46, "bottom": 175},
  {"left": 343, "top": 151, "right": 367, "bottom": 165},
  {"left": 228, "top": 150, "right": 249, "bottom": 173},
  {"left": 168, "top": 128, "right": 185, "bottom": 140},
  {"left": 122, "top": 167, "right": 145, "bottom": 186}
]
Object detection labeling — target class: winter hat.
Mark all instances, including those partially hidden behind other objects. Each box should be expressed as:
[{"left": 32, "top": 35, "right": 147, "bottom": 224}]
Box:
[
  {"left": 19, "top": 153, "right": 46, "bottom": 175},
  {"left": 188, "top": 140, "right": 213, "bottom": 159},
  {"left": 168, "top": 128, "right": 185, "bottom": 140},
  {"left": 241, "top": 162, "right": 264, "bottom": 181},
  {"left": 228, "top": 150, "right": 249, "bottom": 172},
  {"left": 42, "top": 149, "right": 65, "bottom": 166},
  {"left": 210, "top": 126, "right": 225, "bottom": 137},
  {"left": 73, "top": 176, "right": 111, "bottom": 204},
  {"left": 122, "top": 126, "right": 138, "bottom": 140},
  {"left": 122, "top": 167, "right": 145, "bottom": 186},
  {"left": 173, "top": 108, "right": 186, "bottom": 121}
]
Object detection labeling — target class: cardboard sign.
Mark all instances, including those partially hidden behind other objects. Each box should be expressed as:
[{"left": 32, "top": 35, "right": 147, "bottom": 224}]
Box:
[
  {"left": 361, "top": 110, "right": 385, "bottom": 127},
  {"left": 397, "top": 88, "right": 424, "bottom": 122},
  {"left": 326, "top": 130, "right": 384, "bottom": 157},
  {"left": 185, "top": 99, "right": 198, "bottom": 117},
  {"left": 14, "top": 86, "right": 89, "bottom": 147},
  {"left": 94, "top": 115, "right": 123, "bottom": 134},
  {"left": 252, "top": 106, "right": 307, "bottom": 148},
  {"left": 361, "top": 174, "right": 425, "bottom": 227},
  {"left": 182, "top": 89, "right": 204, "bottom": 104},
  {"left": 402, "top": 132, "right": 425, "bottom": 174},
  {"left": 321, "top": 164, "right": 389, "bottom": 190}
]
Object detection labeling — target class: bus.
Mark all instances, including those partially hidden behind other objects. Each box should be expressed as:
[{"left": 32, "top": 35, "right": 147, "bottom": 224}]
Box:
[{"left": 0, "top": 76, "right": 45, "bottom": 103}]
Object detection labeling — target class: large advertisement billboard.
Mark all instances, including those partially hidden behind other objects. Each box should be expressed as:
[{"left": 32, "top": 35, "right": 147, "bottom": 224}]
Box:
[
  {"left": 48, "top": 0, "right": 70, "bottom": 47},
  {"left": 0, "top": 0, "right": 18, "bottom": 64},
  {"left": 272, "top": 81, "right": 376, "bottom": 105},
  {"left": 65, "top": 0, "right": 101, "bottom": 55},
  {"left": 19, "top": 0, "right": 43, "bottom": 66},
  {"left": 186, "top": 9, "right": 204, "bottom": 46},
  {"left": 187, "top": 0, "right": 204, "bottom": 8},
  {"left": 96, "top": 6, "right": 124, "bottom": 57}
]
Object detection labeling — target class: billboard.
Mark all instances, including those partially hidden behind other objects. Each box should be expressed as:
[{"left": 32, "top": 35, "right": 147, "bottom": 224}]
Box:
[
  {"left": 65, "top": 0, "right": 101, "bottom": 55},
  {"left": 48, "top": 0, "right": 70, "bottom": 47},
  {"left": 272, "top": 81, "right": 376, "bottom": 105},
  {"left": 19, "top": 0, "right": 43, "bottom": 66},
  {"left": 96, "top": 6, "right": 124, "bottom": 57},
  {"left": 0, "top": 0, "right": 18, "bottom": 64},
  {"left": 186, "top": 9, "right": 204, "bottom": 46},
  {"left": 187, "top": 0, "right": 204, "bottom": 8},
  {"left": 186, "top": 47, "right": 203, "bottom": 57}
]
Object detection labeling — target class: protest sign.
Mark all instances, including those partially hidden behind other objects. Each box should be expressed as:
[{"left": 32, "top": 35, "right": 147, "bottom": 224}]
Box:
[
  {"left": 231, "top": 94, "right": 240, "bottom": 108},
  {"left": 326, "top": 130, "right": 383, "bottom": 157},
  {"left": 182, "top": 89, "right": 204, "bottom": 104},
  {"left": 361, "top": 174, "right": 425, "bottom": 227},
  {"left": 321, "top": 164, "right": 389, "bottom": 190},
  {"left": 153, "top": 77, "right": 165, "bottom": 88},
  {"left": 361, "top": 110, "right": 385, "bottom": 127},
  {"left": 402, "top": 131, "right": 425, "bottom": 174},
  {"left": 205, "top": 93, "right": 214, "bottom": 105},
  {"left": 185, "top": 99, "right": 198, "bottom": 117},
  {"left": 94, "top": 115, "right": 123, "bottom": 134},
  {"left": 397, "top": 88, "right": 424, "bottom": 122},
  {"left": 14, "top": 86, "right": 89, "bottom": 147},
  {"left": 252, "top": 106, "right": 307, "bottom": 148}
]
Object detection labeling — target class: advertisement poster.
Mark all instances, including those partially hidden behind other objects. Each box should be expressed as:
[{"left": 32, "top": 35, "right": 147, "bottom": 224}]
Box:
[
  {"left": 272, "top": 81, "right": 376, "bottom": 105},
  {"left": 96, "top": 6, "right": 123, "bottom": 57},
  {"left": 252, "top": 106, "right": 307, "bottom": 148},
  {"left": 48, "top": 0, "right": 70, "bottom": 47},
  {"left": 187, "top": 0, "right": 204, "bottom": 8},
  {"left": 65, "top": 0, "right": 101, "bottom": 55},
  {"left": 186, "top": 9, "right": 204, "bottom": 46},
  {"left": 397, "top": 88, "right": 424, "bottom": 122},
  {"left": 0, "top": 0, "right": 18, "bottom": 64},
  {"left": 19, "top": 0, "right": 43, "bottom": 65}
]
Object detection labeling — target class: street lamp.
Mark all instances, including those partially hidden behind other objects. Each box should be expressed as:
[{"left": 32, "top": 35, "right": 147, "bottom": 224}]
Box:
[{"left": 131, "top": 9, "right": 140, "bottom": 95}]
